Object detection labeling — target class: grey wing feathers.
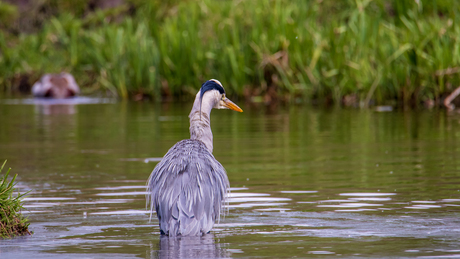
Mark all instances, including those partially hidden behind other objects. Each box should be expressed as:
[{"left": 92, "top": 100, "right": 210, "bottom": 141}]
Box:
[{"left": 146, "top": 139, "right": 229, "bottom": 236}]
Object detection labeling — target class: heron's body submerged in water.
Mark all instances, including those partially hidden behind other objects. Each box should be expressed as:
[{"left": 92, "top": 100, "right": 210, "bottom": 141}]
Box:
[{"left": 147, "top": 79, "right": 243, "bottom": 236}]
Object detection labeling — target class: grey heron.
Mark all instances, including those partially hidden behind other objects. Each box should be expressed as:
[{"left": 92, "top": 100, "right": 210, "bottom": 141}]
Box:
[{"left": 147, "top": 79, "right": 243, "bottom": 236}]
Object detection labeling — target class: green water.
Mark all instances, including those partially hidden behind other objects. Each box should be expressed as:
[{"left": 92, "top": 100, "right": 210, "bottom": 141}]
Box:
[{"left": 1, "top": 99, "right": 460, "bottom": 258}]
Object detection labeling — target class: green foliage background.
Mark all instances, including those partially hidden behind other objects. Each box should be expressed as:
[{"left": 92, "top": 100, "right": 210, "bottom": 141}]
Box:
[{"left": 0, "top": 0, "right": 459, "bottom": 105}]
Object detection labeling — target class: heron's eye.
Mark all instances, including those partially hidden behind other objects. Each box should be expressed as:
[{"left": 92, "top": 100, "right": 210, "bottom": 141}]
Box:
[{"left": 222, "top": 94, "right": 226, "bottom": 100}]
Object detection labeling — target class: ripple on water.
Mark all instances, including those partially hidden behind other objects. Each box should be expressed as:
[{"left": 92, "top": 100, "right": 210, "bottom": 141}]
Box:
[
  {"left": 279, "top": 190, "right": 318, "bottom": 194},
  {"left": 254, "top": 208, "right": 291, "bottom": 212},
  {"left": 405, "top": 205, "right": 442, "bottom": 209},
  {"left": 64, "top": 199, "right": 135, "bottom": 205},
  {"left": 224, "top": 190, "right": 291, "bottom": 209},
  {"left": 339, "top": 192, "right": 397, "bottom": 196},
  {"left": 23, "top": 202, "right": 62, "bottom": 208},
  {"left": 23, "top": 197, "right": 76, "bottom": 201},
  {"left": 21, "top": 210, "right": 54, "bottom": 214},
  {"left": 317, "top": 203, "right": 383, "bottom": 208},
  {"left": 90, "top": 210, "right": 148, "bottom": 215},
  {"left": 418, "top": 255, "right": 460, "bottom": 258},
  {"left": 228, "top": 197, "right": 291, "bottom": 203},
  {"left": 226, "top": 202, "right": 289, "bottom": 208},
  {"left": 441, "top": 199, "right": 460, "bottom": 202},
  {"left": 227, "top": 192, "right": 270, "bottom": 198},
  {"left": 348, "top": 197, "right": 392, "bottom": 201},
  {"left": 93, "top": 186, "right": 146, "bottom": 190},
  {"left": 317, "top": 199, "right": 358, "bottom": 203},
  {"left": 308, "top": 251, "right": 335, "bottom": 255},
  {"left": 334, "top": 209, "right": 379, "bottom": 212},
  {"left": 95, "top": 191, "right": 148, "bottom": 196},
  {"left": 229, "top": 187, "right": 249, "bottom": 191}
]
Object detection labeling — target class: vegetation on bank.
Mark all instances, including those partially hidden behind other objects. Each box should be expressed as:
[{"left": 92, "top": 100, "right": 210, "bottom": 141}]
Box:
[
  {"left": 0, "top": 161, "right": 30, "bottom": 238},
  {"left": 0, "top": 0, "right": 460, "bottom": 106}
]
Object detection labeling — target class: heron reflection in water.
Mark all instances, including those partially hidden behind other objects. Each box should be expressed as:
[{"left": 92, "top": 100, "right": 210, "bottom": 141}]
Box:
[
  {"left": 153, "top": 234, "right": 231, "bottom": 259},
  {"left": 147, "top": 79, "right": 243, "bottom": 236}
]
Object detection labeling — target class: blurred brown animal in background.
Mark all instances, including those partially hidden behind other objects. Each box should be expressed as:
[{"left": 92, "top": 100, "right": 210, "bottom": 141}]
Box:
[{"left": 32, "top": 73, "right": 80, "bottom": 98}]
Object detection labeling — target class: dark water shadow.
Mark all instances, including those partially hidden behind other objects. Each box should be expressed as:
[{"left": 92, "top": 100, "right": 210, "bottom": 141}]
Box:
[{"left": 150, "top": 234, "right": 231, "bottom": 259}]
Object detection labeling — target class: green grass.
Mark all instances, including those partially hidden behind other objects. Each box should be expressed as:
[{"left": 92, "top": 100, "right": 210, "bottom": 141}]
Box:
[
  {"left": 1, "top": 0, "right": 460, "bottom": 106},
  {"left": 0, "top": 161, "right": 30, "bottom": 238}
]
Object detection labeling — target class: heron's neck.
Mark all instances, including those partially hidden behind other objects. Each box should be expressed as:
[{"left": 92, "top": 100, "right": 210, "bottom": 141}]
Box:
[{"left": 189, "top": 93, "right": 214, "bottom": 153}]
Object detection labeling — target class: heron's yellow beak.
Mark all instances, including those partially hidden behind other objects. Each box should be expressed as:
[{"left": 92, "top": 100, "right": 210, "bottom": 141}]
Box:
[{"left": 222, "top": 97, "right": 243, "bottom": 112}]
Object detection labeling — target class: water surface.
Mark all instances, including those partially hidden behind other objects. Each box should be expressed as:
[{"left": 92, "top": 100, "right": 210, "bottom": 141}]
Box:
[{"left": 1, "top": 99, "right": 460, "bottom": 258}]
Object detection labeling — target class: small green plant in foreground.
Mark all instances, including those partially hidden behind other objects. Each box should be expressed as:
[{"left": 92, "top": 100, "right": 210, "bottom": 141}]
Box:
[{"left": 0, "top": 161, "right": 31, "bottom": 238}]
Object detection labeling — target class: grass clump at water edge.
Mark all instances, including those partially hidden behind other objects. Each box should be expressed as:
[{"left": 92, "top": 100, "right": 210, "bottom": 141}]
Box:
[{"left": 0, "top": 161, "right": 31, "bottom": 238}]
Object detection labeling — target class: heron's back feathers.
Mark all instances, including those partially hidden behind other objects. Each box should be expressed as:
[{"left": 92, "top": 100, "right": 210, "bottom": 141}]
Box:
[{"left": 147, "top": 139, "right": 229, "bottom": 236}]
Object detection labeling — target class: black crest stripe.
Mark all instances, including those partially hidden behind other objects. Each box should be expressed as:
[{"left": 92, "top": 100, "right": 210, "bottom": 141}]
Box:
[{"left": 200, "top": 80, "right": 225, "bottom": 100}]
